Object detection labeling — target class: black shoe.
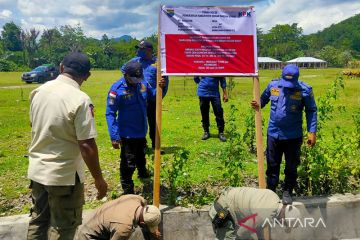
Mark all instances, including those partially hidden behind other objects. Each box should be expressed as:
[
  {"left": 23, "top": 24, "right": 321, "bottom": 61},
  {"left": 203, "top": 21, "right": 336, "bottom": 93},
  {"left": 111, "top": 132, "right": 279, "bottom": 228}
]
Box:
[
  {"left": 202, "top": 132, "right": 210, "bottom": 140},
  {"left": 282, "top": 190, "right": 293, "bottom": 205},
  {"left": 219, "top": 133, "right": 227, "bottom": 142}
]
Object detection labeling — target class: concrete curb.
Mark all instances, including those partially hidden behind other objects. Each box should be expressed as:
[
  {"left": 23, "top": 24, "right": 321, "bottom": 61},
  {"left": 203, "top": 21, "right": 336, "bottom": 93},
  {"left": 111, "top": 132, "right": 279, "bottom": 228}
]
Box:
[{"left": 1, "top": 193, "right": 359, "bottom": 240}]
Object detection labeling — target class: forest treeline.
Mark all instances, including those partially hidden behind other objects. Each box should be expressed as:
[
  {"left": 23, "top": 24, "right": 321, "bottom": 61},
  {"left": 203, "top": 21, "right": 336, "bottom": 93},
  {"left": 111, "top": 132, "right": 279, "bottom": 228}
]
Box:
[{"left": 0, "top": 14, "right": 359, "bottom": 71}]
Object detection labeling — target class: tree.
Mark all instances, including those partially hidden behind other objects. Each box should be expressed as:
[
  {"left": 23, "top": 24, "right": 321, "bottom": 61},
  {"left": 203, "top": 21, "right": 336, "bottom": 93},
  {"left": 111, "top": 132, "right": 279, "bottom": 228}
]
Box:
[
  {"left": 256, "top": 27, "right": 264, "bottom": 55},
  {"left": 101, "top": 34, "right": 115, "bottom": 68},
  {"left": 1, "top": 22, "right": 22, "bottom": 51},
  {"left": 20, "top": 28, "right": 40, "bottom": 67},
  {"left": 316, "top": 46, "right": 343, "bottom": 67},
  {"left": 339, "top": 50, "right": 353, "bottom": 67},
  {"left": 0, "top": 38, "right": 4, "bottom": 56},
  {"left": 259, "top": 23, "right": 304, "bottom": 60},
  {"left": 60, "top": 24, "right": 86, "bottom": 52},
  {"left": 39, "top": 28, "right": 63, "bottom": 64}
]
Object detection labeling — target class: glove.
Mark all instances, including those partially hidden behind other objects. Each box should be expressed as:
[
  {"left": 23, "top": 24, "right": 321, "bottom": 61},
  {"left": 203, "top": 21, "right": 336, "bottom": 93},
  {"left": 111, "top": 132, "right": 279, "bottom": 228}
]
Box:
[
  {"left": 111, "top": 140, "right": 121, "bottom": 149},
  {"left": 250, "top": 100, "right": 260, "bottom": 110},
  {"left": 307, "top": 132, "right": 316, "bottom": 147}
]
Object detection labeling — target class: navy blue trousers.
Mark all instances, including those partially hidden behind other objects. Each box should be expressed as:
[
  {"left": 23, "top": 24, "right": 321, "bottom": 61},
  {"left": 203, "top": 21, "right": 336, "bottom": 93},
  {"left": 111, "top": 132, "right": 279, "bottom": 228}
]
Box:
[
  {"left": 266, "top": 135, "right": 303, "bottom": 192},
  {"left": 199, "top": 96, "right": 224, "bottom": 133}
]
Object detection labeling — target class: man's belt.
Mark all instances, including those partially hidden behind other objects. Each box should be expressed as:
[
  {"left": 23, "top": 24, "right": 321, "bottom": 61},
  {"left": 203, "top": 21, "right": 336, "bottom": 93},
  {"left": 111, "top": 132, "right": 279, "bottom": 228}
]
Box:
[{"left": 212, "top": 201, "right": 233, "bottom": 228}]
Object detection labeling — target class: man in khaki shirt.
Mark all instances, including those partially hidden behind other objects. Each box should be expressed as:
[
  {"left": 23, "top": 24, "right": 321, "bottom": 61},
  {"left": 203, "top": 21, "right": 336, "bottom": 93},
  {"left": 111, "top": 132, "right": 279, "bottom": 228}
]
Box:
[
  {"left": 76, "top": 194, "right": 161, "bottom": 240},
  {"left": 27, "top": 52, "right": 108, "bottom": 240},
  {"left": 209, "top": 187, "right": 301, "bottom": 240}
]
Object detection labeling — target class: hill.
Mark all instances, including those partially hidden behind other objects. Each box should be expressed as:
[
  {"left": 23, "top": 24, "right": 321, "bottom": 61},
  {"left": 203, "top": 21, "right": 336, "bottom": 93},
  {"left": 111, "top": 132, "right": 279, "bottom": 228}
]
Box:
[
  {"left": 112, "top": 35, "right": 133, "bottom": 42},
  {"left": 306, "top": 13, "right": 360, "bottom": 52}
]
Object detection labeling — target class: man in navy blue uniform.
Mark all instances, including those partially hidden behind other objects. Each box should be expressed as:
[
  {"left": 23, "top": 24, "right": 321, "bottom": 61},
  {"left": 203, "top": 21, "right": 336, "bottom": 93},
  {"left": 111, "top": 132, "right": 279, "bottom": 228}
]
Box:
[
  {"left": 106, "top": 61, "right": 166, "bottom": 194},
  {"left": 194, "top": 76, "right": 228, "bottom": 142},
  {"left": 121, "top": 41, "right": 169, "bottom": 151},
  {"left": 251, "top": 64, "right": 317, "bottom": 204}
]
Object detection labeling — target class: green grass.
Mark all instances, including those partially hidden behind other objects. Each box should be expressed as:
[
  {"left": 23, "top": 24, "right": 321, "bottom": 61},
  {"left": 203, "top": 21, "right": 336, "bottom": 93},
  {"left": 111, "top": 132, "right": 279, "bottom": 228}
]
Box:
[{"left": 0, "top": 69, "right": 359, "bottom": 215}]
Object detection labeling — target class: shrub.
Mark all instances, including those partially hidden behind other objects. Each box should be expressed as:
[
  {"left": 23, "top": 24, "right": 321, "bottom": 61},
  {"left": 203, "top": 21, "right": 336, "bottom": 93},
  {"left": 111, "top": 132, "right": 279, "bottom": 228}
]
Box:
[
  {"left": 220, "top": 104, "right": 248, "bottom": 186},
  {"left": 164, "top": 149, "right": 190, "bottom": 205},
  {"left": 298, "top": 75, "right": 360, "bottom": 195},
  {"left": 0, "top": 59, "right": 18, "bottom": 72}
]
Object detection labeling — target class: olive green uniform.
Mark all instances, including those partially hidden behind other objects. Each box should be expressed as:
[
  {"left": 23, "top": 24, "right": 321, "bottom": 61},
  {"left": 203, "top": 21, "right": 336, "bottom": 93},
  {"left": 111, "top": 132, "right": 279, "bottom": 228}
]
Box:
[
  {"left": 76, "top": 195, "right": 146, "bottom": 240},
  {"left": 209, "top": 187, "right": 282, "bottom": 240}
]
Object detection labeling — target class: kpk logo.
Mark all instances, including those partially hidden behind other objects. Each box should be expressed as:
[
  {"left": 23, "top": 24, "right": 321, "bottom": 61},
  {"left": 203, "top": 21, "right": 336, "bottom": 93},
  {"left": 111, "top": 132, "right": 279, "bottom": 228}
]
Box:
[{"left": 238, "top": 10, "right": 252, "bottom": 17}]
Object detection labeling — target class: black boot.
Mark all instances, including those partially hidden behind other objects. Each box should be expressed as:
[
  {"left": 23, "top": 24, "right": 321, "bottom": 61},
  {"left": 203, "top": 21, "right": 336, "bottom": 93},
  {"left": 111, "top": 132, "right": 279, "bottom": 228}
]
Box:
[
  {"left": 121, "top": 181, "right": 134, "bottom": 195},
  {"left": 202, "top": 131, "right": 210, "bottom": 140},
  {"left": 282, "top": 190, "right": 293, "bottom": 205},
  {"left": 219, "top": 132, "right": 227, "bottom": 142}
]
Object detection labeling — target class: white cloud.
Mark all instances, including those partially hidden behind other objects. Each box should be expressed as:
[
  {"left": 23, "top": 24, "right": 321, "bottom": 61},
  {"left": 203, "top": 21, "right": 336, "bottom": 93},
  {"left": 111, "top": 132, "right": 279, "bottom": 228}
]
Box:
[
  {"left": 95, "top": 6, "right": 118, "bottom": 16},
  {"left": 65, "top": 18, "right": 84, "bottom": 26},
  {"left": 20, "top": 18, "right": 47, "bottom": 32},
  {"left": 29, "top": 17, "right": 43, "bottom": 24},
  {"left": 0, "top": 9, "right": 12, "bottom": 18},
  {"left": 18, "top": 0, "right": 50, "bottom": 16},
  {"left": 68, "top": 5, "right": 93, "bottom": 16},
  {"left": 257, "top": 0, "right": 360, "bottom": 34}
]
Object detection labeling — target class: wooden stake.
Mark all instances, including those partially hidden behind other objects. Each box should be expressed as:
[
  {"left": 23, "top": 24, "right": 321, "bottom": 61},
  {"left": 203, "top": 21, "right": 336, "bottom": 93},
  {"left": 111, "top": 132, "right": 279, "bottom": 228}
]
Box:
[
  {"left": 253, "top": 76, "right": 270, "bottom": 240},
  {"left": 253, "top": 76, "right": 266, "bottom": 188},
  {"left": 153, "top": 6, "right": 163, "bottom": 208}
]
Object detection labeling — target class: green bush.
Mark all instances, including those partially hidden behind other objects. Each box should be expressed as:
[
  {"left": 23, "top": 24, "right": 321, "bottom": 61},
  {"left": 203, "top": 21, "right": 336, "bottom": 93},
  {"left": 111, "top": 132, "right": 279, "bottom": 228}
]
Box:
[
  {"left": 164, "top": 149, "right": 190, "bottom": 205},
  {"left": 0, "top": 59, "right": 18, "bottom": 72},
  {"left": 221, "top": 104, "right": 248, "bottom": 187},
  {"left": 298, "top": 75, "right": 360, "bottom": 195}
]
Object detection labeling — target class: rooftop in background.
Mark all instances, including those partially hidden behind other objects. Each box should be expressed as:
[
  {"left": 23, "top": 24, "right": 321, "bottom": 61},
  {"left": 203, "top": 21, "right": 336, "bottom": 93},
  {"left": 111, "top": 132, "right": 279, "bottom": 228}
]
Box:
[
  {"left": 287, "top": 57, "right": 327, "bottom": 63},
  {"left": 258, "top": 57, "right": 282, "bottom": 63}
]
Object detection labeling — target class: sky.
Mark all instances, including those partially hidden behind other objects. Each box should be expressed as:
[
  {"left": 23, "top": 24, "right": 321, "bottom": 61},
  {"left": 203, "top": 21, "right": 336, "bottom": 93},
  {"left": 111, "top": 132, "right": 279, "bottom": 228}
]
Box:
[{"left": 0, "top": 0, "right": 359, "bottom": 39}]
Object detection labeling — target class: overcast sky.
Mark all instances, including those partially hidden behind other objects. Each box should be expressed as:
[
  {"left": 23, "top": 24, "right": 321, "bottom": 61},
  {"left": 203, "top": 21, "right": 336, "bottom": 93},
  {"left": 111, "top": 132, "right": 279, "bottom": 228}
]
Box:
[{"left": 0, "top": 0, "right": 359, "bottom": 39}]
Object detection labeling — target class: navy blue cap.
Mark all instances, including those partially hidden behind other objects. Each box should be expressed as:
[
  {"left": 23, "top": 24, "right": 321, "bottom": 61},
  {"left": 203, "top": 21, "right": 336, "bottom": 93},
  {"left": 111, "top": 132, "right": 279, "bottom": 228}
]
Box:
[
  {"left": 123, "top": 61, "right": 143, "bottom": 82},
  {"left": 280, "top": 64, "right": 299, "bottom": 88},
  {"left": 62, "top": 52, "right": 91, "bottom": 77},
  {"left": 135, "top": 41, "right": 153, "bottom": 49}
]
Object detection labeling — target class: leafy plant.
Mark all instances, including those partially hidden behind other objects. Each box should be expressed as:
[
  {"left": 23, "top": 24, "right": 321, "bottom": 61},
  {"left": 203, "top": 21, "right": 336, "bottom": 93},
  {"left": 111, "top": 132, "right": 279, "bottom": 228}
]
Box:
[
  {"left": 243, "top": 108, "right": 256, "bottom": 153},
  {"left": 165, "top": 149, "right": 190, "bottom": 205},
  {"left": 227, "top": 77, "right": 236, "bottom": 98},
  {"left": 221, "top": 104, "right": 248, "bottom": 186},
  {"left": 298, "top": 75, "right": 360, "bottom": 195}
]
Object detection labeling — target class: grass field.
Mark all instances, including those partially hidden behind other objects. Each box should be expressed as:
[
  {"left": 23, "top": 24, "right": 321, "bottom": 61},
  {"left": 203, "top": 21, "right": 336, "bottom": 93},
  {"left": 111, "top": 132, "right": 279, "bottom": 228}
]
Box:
[{"left": 0, "top": 68, "right": 359, "bottom": 216}]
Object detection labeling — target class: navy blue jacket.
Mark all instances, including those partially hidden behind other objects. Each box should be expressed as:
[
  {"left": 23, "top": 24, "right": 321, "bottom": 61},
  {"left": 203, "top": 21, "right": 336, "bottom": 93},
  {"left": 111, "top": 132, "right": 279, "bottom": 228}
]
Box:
[
  {"left": 260, "top": 79, "right": 317, "bottom": 140},
  {"left": 194, "top": 76, "right": 226, "bottom": 98},
  {"left": 121, "top": 57, "right": 168, "bottom": 102},
  {"left": 105, "top": 78, "right": 156, "bottom": 140}
]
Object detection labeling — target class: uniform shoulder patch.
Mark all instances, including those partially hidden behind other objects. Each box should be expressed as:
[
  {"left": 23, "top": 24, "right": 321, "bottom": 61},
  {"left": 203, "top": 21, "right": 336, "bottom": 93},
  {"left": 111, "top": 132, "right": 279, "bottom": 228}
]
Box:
[
  {"left": 109, "top": 91, "right": 117, "bottom": 98},
  {"left": 108, "top": 91, "right": 117, "bottom": 105},
  {"left": 271, "top": 87, "right": 280, "bottom": 96}
]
